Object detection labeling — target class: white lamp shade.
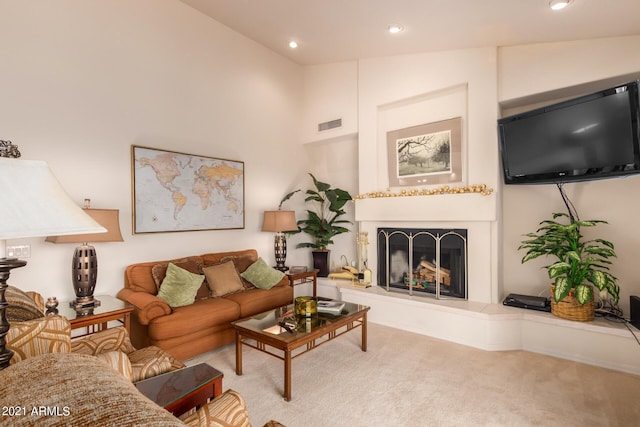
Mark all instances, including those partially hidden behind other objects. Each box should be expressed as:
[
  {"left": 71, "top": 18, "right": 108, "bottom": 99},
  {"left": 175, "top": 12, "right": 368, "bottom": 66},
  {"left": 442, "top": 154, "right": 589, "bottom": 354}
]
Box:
[{"left": 0, "top": 158, "right": 106, "bottom": 240}]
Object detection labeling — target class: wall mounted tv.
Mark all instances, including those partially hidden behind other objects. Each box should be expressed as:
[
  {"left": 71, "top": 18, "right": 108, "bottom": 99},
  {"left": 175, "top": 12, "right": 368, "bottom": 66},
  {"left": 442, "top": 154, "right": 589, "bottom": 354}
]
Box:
[{"left": 498, "top": 81, "right": 640, "bottom": 185}]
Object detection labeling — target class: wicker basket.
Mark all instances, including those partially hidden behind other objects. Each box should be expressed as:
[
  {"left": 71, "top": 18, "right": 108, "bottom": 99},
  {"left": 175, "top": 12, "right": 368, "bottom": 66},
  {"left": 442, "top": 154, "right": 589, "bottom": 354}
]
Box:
[{"left": 550, "top": 285, "right": 595, "bottom": 321}]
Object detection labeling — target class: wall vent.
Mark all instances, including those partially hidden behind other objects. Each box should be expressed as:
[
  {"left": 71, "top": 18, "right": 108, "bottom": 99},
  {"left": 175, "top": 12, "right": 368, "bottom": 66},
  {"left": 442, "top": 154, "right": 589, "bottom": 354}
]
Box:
[{"left": 318, "top": 118, "right": 342, "bottom": 132}]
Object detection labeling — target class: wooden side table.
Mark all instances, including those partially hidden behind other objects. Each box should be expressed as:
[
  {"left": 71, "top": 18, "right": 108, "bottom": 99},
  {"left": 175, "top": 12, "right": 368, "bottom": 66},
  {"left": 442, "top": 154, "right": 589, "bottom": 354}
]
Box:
[
  {"left": 286, "top": 269, "right": 319, "bottom": 297},
  {"left": 55, "top": 295, "right": 133, "bottom": 336}
]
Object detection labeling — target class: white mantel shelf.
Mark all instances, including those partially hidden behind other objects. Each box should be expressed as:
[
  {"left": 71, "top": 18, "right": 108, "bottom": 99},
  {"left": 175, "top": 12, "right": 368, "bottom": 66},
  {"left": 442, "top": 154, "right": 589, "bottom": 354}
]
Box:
[
  {"left": 354, "top": 193, "right": 497, "bottom": 222},
  {"left": 315, "top": 278, "right": 640, "bottom": 376}
]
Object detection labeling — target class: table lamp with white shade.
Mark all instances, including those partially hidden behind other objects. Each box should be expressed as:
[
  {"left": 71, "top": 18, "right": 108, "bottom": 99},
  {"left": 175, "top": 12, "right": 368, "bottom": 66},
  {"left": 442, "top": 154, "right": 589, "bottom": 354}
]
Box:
[{"left": 0, "top": 144, "right": 106, "bottom": 369}]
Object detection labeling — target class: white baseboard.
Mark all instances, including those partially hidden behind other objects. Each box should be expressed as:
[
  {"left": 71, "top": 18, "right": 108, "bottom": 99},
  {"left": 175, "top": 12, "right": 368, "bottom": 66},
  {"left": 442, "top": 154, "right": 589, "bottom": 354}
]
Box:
[{"left": 318, "top": 278, "right": 640, "bottom": 375}]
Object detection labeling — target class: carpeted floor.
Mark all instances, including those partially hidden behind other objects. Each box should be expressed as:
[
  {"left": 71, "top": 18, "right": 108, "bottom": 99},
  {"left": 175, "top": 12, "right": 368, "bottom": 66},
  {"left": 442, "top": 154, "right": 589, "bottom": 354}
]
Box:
[{"left": 186, "top": 322, "right": 640, "bottom": 427}]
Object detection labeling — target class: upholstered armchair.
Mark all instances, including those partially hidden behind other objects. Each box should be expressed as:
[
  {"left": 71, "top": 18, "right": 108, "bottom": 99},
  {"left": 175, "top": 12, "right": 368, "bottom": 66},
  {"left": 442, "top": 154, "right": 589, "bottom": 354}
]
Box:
[
  {"left": 70, "top": 326, "right": 185, "bottom": 382},
  {"left": 2, "top": 352, "right": 285, "bottom": 427},
  {"left": 5, "top": 286, "right": 184, "bottom": 382}
]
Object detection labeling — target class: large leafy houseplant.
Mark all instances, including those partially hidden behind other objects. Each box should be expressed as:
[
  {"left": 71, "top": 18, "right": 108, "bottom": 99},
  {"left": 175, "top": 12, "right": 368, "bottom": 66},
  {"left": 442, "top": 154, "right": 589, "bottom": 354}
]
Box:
[
  {"left": 281, "top": 173, "right": 353, "bottom": 251},
  {"left": 518, "top": 212, "right": 620, "bottom": 305}
]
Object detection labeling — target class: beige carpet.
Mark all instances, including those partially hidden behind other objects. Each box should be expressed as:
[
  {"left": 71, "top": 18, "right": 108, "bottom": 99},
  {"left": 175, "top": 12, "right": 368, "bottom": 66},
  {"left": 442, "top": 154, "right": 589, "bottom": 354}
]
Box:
[{"left": 186, "top": 323, "right": 640, "bottom": 427}]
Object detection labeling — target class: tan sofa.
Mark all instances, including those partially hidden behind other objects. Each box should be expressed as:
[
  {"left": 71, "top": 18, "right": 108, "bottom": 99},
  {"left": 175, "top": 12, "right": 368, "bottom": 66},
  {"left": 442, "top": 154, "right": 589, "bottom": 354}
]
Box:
[{"left": 117, "top": 249, "right": 293, "bottom": 360}]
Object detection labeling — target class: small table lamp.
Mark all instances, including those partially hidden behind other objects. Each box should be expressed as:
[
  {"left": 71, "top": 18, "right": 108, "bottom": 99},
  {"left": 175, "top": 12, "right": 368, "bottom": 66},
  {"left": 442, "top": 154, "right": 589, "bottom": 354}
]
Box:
[
  {"left": 0, "top": 152, "right": 106, "bottom": 369},
  {"left": 262, "top": 210, "right": 297, "bottom": 271},
  {"left": 46, "top": 199, "right": 123, "bottom": 309}
]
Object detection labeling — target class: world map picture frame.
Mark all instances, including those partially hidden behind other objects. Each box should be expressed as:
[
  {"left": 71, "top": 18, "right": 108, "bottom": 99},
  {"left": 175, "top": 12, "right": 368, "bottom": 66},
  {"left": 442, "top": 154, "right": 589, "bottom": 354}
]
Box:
[{"left": 131, "top": 145, "right": 245, "bottom": 234}]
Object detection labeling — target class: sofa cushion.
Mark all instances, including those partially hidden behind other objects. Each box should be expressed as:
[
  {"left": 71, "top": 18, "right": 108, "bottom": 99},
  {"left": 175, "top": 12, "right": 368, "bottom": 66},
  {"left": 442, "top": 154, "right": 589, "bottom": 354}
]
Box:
[
  {"left": 202, "top": 260, "right": 245, "bottom": 297},
  {"left": 148, "top": 297, "right": 241, "bottom": 341},
  {"left": 128, "top": 345, "right": 186, "bottom": 382},
  {"left": 6, "top": 315, "right": 71, "bottom": 364},
  {"left": 71, "top": 325, "right": 136, "bottom": 355},
  {"left": 221, "top": 254, "right": 259, "bottom": 289},
  {"left": 157, "top": 263, "right": 206, "bottom": 307},
  {"left": 95, "top": 350, "right": 134, "bottom": 382},
  {"left": 152, "top": 258, "right": 209, "bottom": 300},
  {"left": 221, "top": 254, "right": 256, "bottom": 273},
  {"left": 6, "top": 285, "right": 45, "bottom": 321},
  {"left": 201, "top": 249, "right": 257, "bottom": 267},
  {"left": 240, "top": 257, "right": 285, "bottom": 290},
  {"left": 183, "top": 389, "right": 251, "bottom": 427},
  {"left": 0, "top": 353, "right": 182, "bottom": 425},
  {"left": 224, "top": 286, "right": 293, "bottom": 318}
]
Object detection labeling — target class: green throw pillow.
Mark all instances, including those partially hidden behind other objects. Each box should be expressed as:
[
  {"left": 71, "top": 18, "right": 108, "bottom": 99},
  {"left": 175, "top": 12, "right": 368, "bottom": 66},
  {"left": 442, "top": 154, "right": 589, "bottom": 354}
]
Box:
[
  {"left": 157, "top": 263, "right": 205, "bottom": 307},
  {"left": 240, "top": 257, "right": 285, "bottom": 290}
]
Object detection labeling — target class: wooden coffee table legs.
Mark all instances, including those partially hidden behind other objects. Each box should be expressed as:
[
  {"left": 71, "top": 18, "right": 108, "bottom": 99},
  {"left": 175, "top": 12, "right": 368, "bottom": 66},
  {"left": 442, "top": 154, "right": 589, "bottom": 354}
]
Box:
[
  {"left": 234, "top": 310, "right": 369, "bottom": 402},
  {"left": 362, "top": 311, "right": 367, "bottom": 352},
  {"left": 235, "top": 331, "right": 243, "bottom": 375},
  {"left": 284, "top": 349, "right": 292, "bottom": 401}
]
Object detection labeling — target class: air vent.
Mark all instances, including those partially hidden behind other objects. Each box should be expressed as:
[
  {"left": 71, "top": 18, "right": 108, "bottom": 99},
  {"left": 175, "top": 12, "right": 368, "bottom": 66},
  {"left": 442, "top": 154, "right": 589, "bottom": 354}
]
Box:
[{"left": 318, "top": 118, "right": 342, "bottom": 132}]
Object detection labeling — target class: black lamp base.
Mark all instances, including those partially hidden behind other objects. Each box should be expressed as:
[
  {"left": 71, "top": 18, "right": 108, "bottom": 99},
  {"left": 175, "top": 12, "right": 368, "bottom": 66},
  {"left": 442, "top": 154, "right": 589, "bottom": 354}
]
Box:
[
  {"left": 72, "top": 244, "right": 99, "bottom": 309},
  {"left": 0, "top": 257, "right": 27, "bottom": 370},
  {"left": 274, "top": 232, "right": 289, "bottom": 272}
]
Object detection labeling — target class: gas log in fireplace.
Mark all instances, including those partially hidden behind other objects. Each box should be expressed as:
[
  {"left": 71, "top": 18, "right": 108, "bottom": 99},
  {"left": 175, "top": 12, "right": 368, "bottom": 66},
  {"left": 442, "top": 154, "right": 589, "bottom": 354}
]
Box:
[{"left": 377, "top": 227, "right": 467, "bottom": 300}]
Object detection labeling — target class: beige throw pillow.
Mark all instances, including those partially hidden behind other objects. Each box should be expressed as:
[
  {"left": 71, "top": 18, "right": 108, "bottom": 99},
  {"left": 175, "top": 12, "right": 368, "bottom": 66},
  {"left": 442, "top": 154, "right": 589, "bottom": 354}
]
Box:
[
  {"left": 221, "top": 254, "right": 259, "bottom": 289},
  {"left": 202, "top": 260, "right": 245, "bottom": 297}
]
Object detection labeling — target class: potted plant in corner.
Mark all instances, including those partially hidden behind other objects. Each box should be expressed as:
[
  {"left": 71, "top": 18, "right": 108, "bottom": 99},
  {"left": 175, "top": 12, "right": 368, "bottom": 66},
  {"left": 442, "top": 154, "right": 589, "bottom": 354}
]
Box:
[
  {"left": 518, "top": 212, "right": 620, "bottom": 321},
  {"left": 281, "top": 173, "right": 353, "bottom": 277}
]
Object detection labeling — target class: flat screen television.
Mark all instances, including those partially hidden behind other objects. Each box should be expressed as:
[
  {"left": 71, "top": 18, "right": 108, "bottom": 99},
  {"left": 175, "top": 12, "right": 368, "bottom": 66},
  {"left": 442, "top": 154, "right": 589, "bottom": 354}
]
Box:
[{"left": 498, "top": 81, "right": 640, "bottom": 185}]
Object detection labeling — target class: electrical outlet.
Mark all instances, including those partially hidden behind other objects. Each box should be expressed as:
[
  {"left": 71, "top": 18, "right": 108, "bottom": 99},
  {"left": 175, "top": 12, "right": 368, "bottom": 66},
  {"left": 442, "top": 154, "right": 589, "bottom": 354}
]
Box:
[{"left": 6, "top": 245, "right": 30, "bottom": 258}]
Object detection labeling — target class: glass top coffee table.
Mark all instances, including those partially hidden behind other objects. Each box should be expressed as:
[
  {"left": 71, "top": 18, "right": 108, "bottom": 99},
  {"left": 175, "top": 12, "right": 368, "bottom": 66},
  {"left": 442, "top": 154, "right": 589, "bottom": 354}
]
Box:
[
  {"left": 231, "top": 299, "right": 369, "bottom": 401},
  {"left": 135, "top": 363, "right": 223, "bottom": 417}
]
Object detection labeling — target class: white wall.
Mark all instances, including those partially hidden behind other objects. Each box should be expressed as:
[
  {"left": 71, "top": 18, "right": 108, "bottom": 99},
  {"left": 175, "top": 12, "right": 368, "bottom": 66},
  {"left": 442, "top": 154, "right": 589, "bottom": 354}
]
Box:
[
  {"left": 0, "top": 0, "right": 307, "bottom": 301},
  {"left": 499, "top": 35, "right": 640, "bottom": 315},
  {"left": 300, "top": 61, "right": 358, "bottom": 144}
]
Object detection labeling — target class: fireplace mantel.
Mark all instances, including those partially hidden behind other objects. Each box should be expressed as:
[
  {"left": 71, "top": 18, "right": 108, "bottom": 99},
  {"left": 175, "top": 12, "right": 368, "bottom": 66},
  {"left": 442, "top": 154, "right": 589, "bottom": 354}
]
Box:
[{"left": 354, "top": 193, "right": 496, "bottom": 222}]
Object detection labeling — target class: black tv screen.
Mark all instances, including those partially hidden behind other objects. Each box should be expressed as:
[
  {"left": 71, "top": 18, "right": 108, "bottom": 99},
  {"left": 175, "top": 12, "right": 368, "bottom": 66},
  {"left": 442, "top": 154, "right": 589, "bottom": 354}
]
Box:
[{"left": 498, "top": 81, "right": 640, "bottom": 185}]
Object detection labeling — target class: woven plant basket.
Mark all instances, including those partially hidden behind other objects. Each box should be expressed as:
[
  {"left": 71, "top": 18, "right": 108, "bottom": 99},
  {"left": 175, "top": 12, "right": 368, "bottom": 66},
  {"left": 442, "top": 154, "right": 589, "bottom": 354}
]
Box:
[{"left": 549, "top": 285, "right": 595, "bottom": 321}]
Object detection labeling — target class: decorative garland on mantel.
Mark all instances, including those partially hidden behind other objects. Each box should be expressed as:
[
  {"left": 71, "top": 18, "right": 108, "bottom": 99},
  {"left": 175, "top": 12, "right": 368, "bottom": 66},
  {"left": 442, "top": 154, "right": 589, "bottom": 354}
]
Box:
[{"left": 355, "top": 183, "right": 494, "bottom": 199}]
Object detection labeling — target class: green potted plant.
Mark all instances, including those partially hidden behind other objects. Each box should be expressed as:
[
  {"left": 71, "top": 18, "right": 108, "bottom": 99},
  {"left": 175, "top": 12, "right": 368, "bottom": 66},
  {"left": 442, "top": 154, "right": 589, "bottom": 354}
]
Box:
[
  {"left": 281, "top": 173, "right": 353, "bottom": 276},
  {"left": 518, "top": 212, "right": 620, "bottom": 321}
]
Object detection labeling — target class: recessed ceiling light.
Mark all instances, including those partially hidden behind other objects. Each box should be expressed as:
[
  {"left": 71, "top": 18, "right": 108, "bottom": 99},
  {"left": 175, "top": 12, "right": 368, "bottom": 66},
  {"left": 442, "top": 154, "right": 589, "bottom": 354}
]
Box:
[
  {"left": 388, "top": 24, "right": 403, "bottom": 34},
  {"left": 549, "top": 0, "right": 572, "bottom": 10},
  {"left": 289, "top": 41, "right": 298, "bottom": 49}
]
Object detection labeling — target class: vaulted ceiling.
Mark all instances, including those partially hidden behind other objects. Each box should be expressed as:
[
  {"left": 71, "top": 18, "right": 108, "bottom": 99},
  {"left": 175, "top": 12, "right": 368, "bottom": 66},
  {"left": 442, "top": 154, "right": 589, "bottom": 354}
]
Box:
[{"left": 180, "top": 0, "right": 640, "bottom": 65}]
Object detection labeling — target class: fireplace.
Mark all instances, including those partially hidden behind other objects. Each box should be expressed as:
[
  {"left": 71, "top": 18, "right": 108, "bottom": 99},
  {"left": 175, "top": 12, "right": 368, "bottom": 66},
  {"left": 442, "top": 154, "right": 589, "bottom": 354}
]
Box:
[{"left": 377, "top": 227, "right": 467, "bottom": 299}]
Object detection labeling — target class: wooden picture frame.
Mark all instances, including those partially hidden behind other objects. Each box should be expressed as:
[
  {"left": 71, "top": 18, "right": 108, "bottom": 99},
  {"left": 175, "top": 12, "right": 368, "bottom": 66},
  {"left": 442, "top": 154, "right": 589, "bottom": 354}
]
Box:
[
  {"left": 131, "top": 145, "right": 244, "bottom": 233},
  {"left": 387, "top": 117, "right": 463, "bottom": 187}
]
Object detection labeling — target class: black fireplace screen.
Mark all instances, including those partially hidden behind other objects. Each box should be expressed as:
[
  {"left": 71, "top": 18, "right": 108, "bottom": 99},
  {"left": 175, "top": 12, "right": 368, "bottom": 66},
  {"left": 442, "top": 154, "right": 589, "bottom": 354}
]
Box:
[{"left": 377, "top": 228, "right": 467, "bottom": 299}]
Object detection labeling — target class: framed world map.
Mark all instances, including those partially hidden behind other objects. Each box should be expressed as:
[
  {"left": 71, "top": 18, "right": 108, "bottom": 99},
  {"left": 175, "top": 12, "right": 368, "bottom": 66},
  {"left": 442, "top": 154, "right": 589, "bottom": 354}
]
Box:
[{"left": 131, "top": 145, "right": 244, "bottom": 233}]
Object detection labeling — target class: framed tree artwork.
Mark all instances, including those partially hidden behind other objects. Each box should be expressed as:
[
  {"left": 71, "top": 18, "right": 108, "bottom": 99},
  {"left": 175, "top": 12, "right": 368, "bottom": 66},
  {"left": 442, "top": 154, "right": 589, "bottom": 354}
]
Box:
[{"left": 387, "top": 117, "right": 463, "bottom": 187}]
